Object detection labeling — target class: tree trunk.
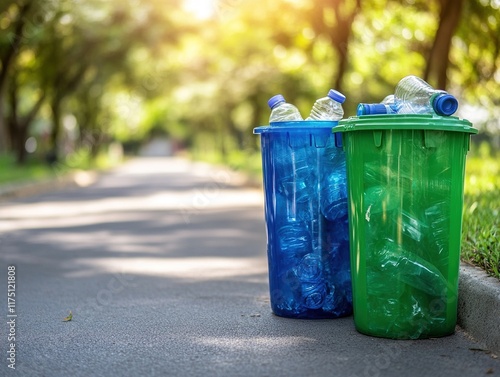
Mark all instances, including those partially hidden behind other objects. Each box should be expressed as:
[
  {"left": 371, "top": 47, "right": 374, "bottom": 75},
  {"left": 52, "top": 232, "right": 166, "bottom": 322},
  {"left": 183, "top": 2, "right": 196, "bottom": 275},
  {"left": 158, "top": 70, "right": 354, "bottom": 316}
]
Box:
[
  {"left": 0, "top": 97, "right": 8, "bottom": 153},
  {"left": 7, "top": 69, "right": 46, "bottom": 164},
  {"left": 424, "top": 0, "right": 464, "bottom": 89},
  {"left": 15, "top": 123, "right": 28, "bottom": 165},
  {"left": 0, "top": 1, "right": 33, "bottom": 154},
  {"left": 50, "top": 96, "right": 62, "bottom": 162},
  {"left": 307, "top": 0, "right": 361, "bottom": 93},
  {"left": 334, "top": 43, "right": 349, "bottom": 93},
  {"left": 331, "top": 0, "right": 361, "bottom": 92},
  {"left": 7, "top": 82, "right": 27, "bottom": 164}
]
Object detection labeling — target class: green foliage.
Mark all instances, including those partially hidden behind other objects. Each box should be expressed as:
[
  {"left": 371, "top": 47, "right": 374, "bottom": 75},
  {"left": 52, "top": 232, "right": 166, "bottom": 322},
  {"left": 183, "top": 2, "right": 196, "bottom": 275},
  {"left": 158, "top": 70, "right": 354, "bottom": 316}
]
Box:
[
  {"left": 0, "top": 154, "right": 54, "bottom": 184},
  {"left": 0, "top": 146, "right": 121, "bottom": 184},
  {"left": 464, "top": 143, "right": 500, "bottom": 195},
  {"left": 462, "top": 189, "right": 500, "bottom": 279},
  {"left": 453, "top": 0, "right": 500, "bottom": 132},
  {"left": 462, "top": 148, "right": 500, "bottom": 279},
  {"left": 1, "top": 0, "right": 499, "bottom": 159}
]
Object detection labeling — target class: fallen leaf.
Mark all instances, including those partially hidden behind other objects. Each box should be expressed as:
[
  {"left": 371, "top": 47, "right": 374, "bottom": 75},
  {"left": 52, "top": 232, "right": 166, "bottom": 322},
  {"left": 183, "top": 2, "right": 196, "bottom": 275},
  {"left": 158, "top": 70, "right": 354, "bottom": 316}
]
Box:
[{"left": 63, "top": 311, "right": 73, "bottom": 322}]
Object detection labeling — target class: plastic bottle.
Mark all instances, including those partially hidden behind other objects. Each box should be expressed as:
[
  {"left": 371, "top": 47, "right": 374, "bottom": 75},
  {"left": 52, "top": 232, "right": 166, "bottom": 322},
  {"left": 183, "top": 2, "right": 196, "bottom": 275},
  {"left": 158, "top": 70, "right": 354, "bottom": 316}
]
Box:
[
  {"left": 297, "top": 253, "right": 322, "bottom": 282},
  {"left": 394, "top": 75, "right": 458, "bottom": 116},
  {"left": 306, "top": 89, "right": 346, "bottom": 121},
  {"left": 374, "top": 239, "right": 447, "bottom": 297},
  {"left": 381, "top": 94, "right": 395, "bottom": 105},
  {"left": 320, "top": 160, "right": 348, "bottom": 221},
  {"left": 357, "top": 103, "right": 397, "bottom": 116},
  {"left": 357, "top": 95, "right": 401, "bottom": 116},
  {"left": 424, "top": 202, "right": 450, "bottom": 268},
  {"left": 278, "top": 222, "right": 312, "bottom": 265},
  {"left": 297, "top": 254, "right": 326, "bottom": 309},
  {"left": 268, "top": 94, "right": 303, "bottom": 122},
  {"left": 301, "top": 281, "right": 326, "bottom": 309}
]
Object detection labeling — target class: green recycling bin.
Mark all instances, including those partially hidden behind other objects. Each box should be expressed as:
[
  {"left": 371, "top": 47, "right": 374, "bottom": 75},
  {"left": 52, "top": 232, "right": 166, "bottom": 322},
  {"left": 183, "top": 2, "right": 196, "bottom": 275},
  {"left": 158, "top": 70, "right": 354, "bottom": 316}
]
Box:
[{"left": 333, "top": 114, "right": 478, "bottom": 339}]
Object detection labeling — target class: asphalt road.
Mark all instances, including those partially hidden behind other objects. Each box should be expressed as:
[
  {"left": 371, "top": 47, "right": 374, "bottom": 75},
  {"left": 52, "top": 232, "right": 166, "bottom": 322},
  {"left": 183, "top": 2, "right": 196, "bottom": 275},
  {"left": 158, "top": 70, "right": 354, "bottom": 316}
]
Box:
[{"left": 0, "top": 157, "right": 498, "bottom": 377}]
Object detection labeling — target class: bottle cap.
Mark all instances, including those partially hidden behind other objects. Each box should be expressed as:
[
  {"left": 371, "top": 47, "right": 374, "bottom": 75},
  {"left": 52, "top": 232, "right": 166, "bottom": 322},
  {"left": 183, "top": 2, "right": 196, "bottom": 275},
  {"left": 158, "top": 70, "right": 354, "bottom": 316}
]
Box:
[
  {"left": 327, "top": 89, "right": 346, "bottom": 104},
  {"left": 432, "top": 93, "right": 458, "bottom": 116},
  {"left": 357, "top": 103, "right": 388, "bottom": 116},
  {"left": 268, "top": 94, "right": 286, "bottom": 109}
]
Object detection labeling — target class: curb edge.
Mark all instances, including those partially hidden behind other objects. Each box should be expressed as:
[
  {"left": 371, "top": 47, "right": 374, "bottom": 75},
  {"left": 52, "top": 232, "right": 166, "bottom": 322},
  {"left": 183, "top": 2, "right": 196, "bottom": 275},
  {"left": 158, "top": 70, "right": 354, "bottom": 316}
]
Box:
[{"left": 458, "top": 262, "right": 500, "bottom": 356}]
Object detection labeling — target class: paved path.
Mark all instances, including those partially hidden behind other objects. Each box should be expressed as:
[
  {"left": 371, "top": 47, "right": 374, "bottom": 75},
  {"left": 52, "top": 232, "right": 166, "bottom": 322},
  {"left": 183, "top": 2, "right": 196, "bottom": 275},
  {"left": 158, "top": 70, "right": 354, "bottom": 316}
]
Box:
[{"left": 0, "top": 157, "right": 498, "bottom": 377}]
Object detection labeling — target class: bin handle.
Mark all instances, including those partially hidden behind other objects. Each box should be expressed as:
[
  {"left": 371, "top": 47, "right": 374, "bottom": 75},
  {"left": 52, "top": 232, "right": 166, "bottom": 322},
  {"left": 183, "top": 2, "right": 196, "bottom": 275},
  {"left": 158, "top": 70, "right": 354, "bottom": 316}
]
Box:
[
  {"left": 424, "top": 130, "right": 438, "bottom": 148},
  {"left": 373, "top": 130, "right": 383, "bottom": 148}
]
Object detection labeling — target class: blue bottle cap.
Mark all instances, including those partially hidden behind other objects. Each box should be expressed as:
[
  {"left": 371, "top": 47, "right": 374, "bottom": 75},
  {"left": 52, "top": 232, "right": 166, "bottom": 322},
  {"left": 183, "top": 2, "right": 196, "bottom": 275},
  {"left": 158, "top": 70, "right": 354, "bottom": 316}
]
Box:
[
  {"left": 357, "top": 103, "right": 387, "bottom": 116},
  {"left": 268, "top": 94, "right": 286, "bottom": 109},
  {"left": 356, "top": 104, "right": 367, "bottom": 116},
  {"left": 433, "top": 93, "right": 458, "bottom": 116},
  {"left": 327, "top": 89, "right": 346, "bottom": 104}
]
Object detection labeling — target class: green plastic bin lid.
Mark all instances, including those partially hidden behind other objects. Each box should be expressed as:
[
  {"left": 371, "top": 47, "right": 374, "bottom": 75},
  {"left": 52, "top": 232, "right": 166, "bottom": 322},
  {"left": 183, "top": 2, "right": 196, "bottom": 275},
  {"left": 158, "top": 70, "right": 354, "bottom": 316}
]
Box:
[{"left": 333, "top": 114, "right": 478, "bottom": 134}]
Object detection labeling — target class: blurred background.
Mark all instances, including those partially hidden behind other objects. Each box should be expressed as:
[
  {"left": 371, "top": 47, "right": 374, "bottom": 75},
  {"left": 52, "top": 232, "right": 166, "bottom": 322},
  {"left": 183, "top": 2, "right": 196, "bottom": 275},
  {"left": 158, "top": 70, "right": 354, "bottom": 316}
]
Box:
[{"left": 0, "top": 0, "right": 499, "bottom": 170}]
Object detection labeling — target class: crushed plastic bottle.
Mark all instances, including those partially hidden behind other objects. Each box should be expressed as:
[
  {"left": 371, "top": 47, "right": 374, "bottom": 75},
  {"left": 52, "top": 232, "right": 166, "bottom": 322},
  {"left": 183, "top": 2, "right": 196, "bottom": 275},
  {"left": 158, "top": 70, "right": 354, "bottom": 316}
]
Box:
[
  {"left": 372, "top": 239, "right": 447, "bottom": 297},
  {"left": 268, "top": 94, "right": 303, "bottom": 122},
  {"left": 363, "top": 185, "right": 398, "bottom": 221},
  {"left": 306, "top": 89, "right": 346, "bottom": 121},
  {"left": 278, "top": 222, "right": 312, "bottom": 265},
  {"left": 296, "top": 254, "right": 326, "bottom": 309},
  {"left": 319, "top": 136, "right": 349, "bottom": 221},
  {"left": 394, "top": 75, "right": 458, "bottom": 116},
  {"left": 398, "top": 211, "right": 427, "bottom": 243},
  {"left": 424, "top": 202, "right": 450, "bottom": 268},
  {"left": 297, "top": 253, "right": 323, "bottom": 282},
  {"left": 320, "top": 160, "right": 348, "bottom": 221}
]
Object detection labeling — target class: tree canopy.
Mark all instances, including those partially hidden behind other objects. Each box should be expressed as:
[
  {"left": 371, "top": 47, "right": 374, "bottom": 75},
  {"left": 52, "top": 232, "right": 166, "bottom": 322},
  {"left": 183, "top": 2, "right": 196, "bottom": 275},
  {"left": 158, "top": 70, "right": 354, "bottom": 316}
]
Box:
[{"left": 0, "top": 0, "right": 498, "bottom": 163}]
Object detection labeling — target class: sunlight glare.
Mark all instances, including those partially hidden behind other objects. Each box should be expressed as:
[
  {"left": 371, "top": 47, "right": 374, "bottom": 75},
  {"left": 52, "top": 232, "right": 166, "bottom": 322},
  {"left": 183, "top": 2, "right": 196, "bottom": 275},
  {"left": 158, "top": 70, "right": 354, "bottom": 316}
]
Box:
[{"left": 183, "top": 0, "right": 215, "bottom": 20}]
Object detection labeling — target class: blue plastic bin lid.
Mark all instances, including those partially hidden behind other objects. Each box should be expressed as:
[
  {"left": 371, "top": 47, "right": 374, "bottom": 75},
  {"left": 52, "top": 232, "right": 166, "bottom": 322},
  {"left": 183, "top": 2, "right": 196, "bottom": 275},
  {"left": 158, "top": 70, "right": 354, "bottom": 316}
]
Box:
[
  {"left": 328, "top": 89, "right": 346, "bottom": 104},
  {"left": 253, "top": 121, "right": 343, "bottom": 148},
  {"left": 254, "top": 121, "right": 337, "bottom": 134},
  {"left": 268, "top": 94, "right": 286, "bottom": 110}
]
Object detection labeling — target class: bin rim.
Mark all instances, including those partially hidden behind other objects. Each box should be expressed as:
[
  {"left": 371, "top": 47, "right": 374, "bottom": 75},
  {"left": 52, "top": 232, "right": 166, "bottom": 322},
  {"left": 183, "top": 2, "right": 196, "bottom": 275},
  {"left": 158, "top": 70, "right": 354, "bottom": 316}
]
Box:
[
  {"left": 333, "top": 114, "right": 478, "bottom": 134},
  {"left": 254, "top": 120, "right": 338, "bottom": 134}
]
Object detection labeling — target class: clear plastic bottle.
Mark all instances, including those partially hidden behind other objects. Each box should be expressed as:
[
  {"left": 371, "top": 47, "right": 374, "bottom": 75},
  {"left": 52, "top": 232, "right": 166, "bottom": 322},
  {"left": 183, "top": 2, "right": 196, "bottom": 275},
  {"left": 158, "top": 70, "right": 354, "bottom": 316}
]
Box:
[
  {"left": 394, "top": 75, "right": 458, "bottom": 116},
  {"left": 374, "top": 239, "right": 447, "bottom": 297},
  {"left": 278, "top": 222, "right": 311, "bottom": 264},
  {"left": 381, "top": 94, "right": 395, "bottom": 105},
  {"left": 296, "top": 253, "right": 322, "bottom": 282},
  {"left": 268, "top": 94, "right": 303, "bottom": 122},
  {"left": 320, "top": 159, "right": 348, "bottom": 221},
  {"left": 297, "top": 254, "right": 326, "bottom": 309},
  {"left": 357, "top": 103, "right": 397, "bottom": 116},
  {"left": 357, "top": 94, "right": 401, "bottom": 116},
  {"left": 306, "top": 89, "right": 346, "bottom": 121}
]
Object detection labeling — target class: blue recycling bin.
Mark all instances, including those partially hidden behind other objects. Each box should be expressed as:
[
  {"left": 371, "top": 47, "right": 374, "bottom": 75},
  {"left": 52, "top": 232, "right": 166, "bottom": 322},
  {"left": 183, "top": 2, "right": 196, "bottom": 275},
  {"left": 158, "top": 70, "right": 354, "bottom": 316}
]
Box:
[{"left": 254, "top": 121, "right": 352, "bottom": 319}]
